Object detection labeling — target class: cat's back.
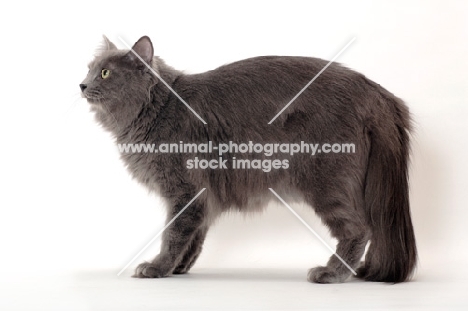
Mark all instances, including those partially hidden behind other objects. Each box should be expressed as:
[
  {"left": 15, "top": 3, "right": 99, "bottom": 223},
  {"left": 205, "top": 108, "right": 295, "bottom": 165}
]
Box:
[
  {"left": 215, "top": 55, "right": 327, "bottom": 75},
  {"left": 173, "top": 55, "right": 367, "bottom": 126},
  {"left": 189, "top": 56, "right": 331, "bottom": 86},
  {"left": 176, "top": 55, "right": 365, "bottom": 103}
]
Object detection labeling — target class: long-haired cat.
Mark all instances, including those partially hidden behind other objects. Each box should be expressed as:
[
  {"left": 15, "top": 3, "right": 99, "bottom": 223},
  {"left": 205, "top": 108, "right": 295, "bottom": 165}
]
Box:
[{"left": 80, "top": 36, "right": 417, "bottom": 283}]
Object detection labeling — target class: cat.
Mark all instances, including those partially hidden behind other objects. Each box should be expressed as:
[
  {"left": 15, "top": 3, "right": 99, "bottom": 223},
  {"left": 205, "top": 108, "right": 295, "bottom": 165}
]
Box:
[{"left": 80, "top": 35, "right": 417, "bottom": 283}]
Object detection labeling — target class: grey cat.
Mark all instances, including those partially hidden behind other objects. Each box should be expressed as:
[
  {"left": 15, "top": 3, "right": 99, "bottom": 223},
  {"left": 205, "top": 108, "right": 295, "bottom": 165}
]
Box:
[{"left": 80, "top": 36, "right": 417, "bottom": 283}]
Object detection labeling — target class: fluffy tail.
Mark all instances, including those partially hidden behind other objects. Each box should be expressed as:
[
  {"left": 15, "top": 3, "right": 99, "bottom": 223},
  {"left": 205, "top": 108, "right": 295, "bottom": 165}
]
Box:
[{"left": 358, "top": 92, "right": 417, "bottom": 283}]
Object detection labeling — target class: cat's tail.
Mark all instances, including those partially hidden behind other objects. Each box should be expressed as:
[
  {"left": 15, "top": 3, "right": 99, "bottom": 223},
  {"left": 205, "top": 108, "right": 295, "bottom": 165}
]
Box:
[{"left": 358, "top": 91, "right": 417, "bottom": 283}]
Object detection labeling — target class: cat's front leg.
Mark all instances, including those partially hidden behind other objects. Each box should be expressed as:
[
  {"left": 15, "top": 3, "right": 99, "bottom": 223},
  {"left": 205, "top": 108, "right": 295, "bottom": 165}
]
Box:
[
  {"left": 173, "top": 226, "right": 208, "bottom": 274},
  {"left": 134, "top": 194, "right": 206, "bottom": 278}
]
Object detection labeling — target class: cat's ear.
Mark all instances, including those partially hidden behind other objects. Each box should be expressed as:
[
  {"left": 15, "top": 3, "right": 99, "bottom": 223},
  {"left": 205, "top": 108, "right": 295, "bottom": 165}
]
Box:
[
  {"left": 124, "top": 36, "right": 154, "bottom": 67},
  {"left": 102, "top": 35, "right": 117, "bottom": 50},
  {"left": 94, "top": 35, "right": 118, "bottom": 57}
]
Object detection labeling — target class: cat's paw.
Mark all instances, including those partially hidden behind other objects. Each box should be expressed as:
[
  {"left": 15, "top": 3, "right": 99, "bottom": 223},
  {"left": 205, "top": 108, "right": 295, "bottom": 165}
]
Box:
[
  {"left": 307, "top": 266, "right": 346, "bottom": 284},
  {"left": 172, "top": 265, "right": 189, "bottom": 275},
  {"left": 133, "top": 262, "right": 169, "bottom": 278},
  {"left": 355, "top": 261, "right": 367, "bottom": 279}
]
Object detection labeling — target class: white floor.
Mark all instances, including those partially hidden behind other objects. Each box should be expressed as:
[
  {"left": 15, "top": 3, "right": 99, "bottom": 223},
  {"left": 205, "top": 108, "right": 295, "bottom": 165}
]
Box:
[{"left": 2, "top": 266, "right": 466, "bottom": 310}]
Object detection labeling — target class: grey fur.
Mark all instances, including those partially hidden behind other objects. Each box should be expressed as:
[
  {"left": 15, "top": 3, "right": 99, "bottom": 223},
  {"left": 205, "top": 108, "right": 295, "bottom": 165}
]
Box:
[{"left": 80, "top": 36, "right": 417, "bottom": 283}]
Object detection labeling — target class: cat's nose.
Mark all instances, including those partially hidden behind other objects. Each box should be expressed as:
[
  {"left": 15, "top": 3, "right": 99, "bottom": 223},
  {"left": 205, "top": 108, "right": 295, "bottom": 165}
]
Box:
[{"left": 80, "top": 84, "right": 87, "bottom": 92}]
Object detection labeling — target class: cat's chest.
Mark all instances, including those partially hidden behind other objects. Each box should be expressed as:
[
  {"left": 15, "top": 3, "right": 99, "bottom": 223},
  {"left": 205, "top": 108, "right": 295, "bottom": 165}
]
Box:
[{"left": 119, "top": 146, "right": 164, "bottom": 194}]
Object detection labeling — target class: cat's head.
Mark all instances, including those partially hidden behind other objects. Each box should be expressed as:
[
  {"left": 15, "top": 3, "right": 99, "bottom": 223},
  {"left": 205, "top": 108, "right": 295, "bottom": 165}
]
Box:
[{"left": 80, "top": 36, "right": 158, "bottom": 130}]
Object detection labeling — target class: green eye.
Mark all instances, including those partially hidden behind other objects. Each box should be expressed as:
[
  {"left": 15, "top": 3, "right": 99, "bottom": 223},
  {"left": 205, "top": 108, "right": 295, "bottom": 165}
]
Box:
[{"left": 101, "top": 69, "right": 110, "bottom": 79}]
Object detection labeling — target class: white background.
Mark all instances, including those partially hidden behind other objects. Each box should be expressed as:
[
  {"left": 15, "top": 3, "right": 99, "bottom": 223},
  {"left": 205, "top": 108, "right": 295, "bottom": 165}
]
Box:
[{"left": 0, "top": 0, "right": 467, "bottom": 310}]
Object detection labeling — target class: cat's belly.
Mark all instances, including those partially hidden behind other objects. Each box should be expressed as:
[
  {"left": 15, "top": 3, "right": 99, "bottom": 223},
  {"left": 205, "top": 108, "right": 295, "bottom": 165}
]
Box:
[{"left": 206, "top": 181, "right": 305, "bottom": 214}]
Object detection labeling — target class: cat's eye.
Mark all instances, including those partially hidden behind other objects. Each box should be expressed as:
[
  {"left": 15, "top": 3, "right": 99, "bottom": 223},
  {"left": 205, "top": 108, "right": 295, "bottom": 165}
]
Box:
[{"left": 101, "top": 69, "right": 110, "bottom": 79}]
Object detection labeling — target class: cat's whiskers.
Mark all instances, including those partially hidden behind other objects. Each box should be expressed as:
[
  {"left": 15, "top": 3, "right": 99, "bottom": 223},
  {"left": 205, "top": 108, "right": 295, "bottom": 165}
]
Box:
[{"left": 66, "top": 92, "right": 86, "bottom": 115}]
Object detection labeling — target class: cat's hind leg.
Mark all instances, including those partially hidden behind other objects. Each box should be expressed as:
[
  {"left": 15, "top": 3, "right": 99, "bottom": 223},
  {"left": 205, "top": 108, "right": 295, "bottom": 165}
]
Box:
[
  {"left": 303, "top": 181, "right": 370, "bottom": 283},
  {"left": 307, "top": 228, "right": 369, "bottom": 283}
]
